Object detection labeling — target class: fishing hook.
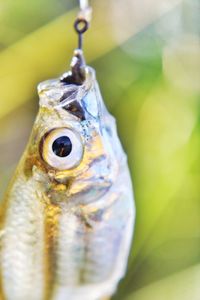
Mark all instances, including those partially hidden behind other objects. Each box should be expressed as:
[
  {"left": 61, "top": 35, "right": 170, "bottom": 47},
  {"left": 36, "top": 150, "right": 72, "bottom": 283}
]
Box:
[
  {"left": 74, "top": 0, "right": 92, "bottom": 50},
  {"left": 61, "top": 0, "right": 92, "bottom": 85}
]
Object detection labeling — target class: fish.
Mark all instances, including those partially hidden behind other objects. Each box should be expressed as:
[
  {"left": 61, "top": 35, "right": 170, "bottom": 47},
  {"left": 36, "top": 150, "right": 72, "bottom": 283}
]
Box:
[{"left": 0, "top": 55, "right": 135, "bottom": 300}]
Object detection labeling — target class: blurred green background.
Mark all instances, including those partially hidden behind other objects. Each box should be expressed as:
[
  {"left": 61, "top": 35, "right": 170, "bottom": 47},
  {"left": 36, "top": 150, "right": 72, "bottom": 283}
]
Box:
[{"left": 0, "top": 0, "right": 200, "bottom": 299}]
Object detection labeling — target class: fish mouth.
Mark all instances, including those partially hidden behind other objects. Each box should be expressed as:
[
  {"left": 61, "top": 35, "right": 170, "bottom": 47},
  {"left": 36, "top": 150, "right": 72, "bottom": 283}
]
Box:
[
  {"left": 37, "top": 65, "right": 102, "bottom": 125},
  {"left": 38, "top": 67, "right": 95, "bottom": 110}
]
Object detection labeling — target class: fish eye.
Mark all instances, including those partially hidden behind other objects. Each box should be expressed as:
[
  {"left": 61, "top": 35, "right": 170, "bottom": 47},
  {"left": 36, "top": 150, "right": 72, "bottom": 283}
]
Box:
[{"left": 41, "top": 128, "right": 84, "bottom": 170}]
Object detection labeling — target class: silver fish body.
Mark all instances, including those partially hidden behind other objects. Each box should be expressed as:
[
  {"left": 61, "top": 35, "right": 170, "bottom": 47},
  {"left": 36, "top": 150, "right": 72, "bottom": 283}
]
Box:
[{"left": 0, "top": 67, "right": 135, "bottom": 300}]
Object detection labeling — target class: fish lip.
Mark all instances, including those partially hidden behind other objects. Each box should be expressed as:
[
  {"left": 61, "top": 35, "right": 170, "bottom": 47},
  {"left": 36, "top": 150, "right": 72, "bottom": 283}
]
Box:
[{"left": 37, "top": 67, "right": 96, "bottom": 109}]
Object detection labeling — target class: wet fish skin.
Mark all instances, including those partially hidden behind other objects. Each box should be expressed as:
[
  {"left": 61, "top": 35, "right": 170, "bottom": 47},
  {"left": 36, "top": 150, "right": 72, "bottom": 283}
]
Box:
[{"left": 0, "top": 67, "right": 135, "bottom": 300}]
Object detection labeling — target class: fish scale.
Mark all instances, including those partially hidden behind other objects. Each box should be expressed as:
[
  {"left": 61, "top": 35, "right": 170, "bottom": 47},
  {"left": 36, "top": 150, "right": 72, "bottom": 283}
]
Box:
[{"left": 1, "top": 175, "right": 45, "bottom": 300}]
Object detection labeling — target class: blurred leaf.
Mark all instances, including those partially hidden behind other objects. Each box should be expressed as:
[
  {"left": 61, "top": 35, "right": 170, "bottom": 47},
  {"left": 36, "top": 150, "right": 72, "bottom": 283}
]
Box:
[
  {"left": 0, "top": 0, "right": 74, "bottom": 47},
  {"left": 126, "top": 263, "right": 200, "bottom": 300}
]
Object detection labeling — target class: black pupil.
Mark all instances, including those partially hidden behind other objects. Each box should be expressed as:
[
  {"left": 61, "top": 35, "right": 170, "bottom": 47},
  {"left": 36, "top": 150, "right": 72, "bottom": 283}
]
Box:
[{"left": 52, "top": 136, "right": 72, "bottom": 157}]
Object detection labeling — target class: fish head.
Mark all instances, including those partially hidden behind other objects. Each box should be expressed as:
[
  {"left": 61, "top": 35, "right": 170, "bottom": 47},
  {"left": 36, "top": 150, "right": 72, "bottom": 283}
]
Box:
[{"left": 24, "top": 67, "right": 125, "bottom": 204}]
